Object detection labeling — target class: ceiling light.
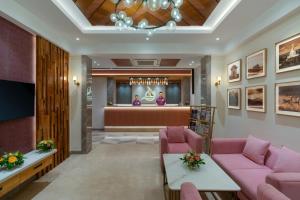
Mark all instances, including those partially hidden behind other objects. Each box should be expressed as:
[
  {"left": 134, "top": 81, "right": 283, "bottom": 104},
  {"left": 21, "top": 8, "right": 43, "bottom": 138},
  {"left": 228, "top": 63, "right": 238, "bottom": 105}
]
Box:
[
  {"left": 110, "top": 0, "right": 184, "bottom": 34},
  {"left": 97, "top": 64, "right": 100, "bottom": 66},
  {"left": 94, "top": 61, "right": 97, "bottom": 64},
  {"left": 216, "top": 37, "right": 220, "bottom": 41},
  {"left": 146, "top": 37, "right": 150, "bottom": 41},
  {"left": 76, "top": 37, "right": 80, "bottom": 41},
  {"left": 191, "top": 61, "right": 195, "bottom": 64}
]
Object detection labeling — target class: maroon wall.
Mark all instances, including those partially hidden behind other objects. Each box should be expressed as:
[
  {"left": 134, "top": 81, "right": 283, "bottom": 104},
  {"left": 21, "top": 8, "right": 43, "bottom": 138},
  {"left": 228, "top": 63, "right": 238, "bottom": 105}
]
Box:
[{"left": 0, "top": 16, "right": 35, "bottom": 153}]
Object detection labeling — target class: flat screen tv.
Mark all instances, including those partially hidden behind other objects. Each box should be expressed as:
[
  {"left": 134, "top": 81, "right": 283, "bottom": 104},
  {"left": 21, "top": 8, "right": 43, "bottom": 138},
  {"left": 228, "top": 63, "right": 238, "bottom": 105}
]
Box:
[{"left": 0, "top": 80, "right": 35, "bottom": 121}]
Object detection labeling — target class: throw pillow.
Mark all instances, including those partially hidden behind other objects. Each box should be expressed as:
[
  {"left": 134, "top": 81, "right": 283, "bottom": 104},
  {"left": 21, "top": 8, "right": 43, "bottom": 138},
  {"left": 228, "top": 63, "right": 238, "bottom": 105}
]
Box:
[
  {"left": 167, "top": 126, "right": 185, "bottom": 143},
  {"left": 273, "top": 146, "right": 300, "bottom": 172},
  {"left": 242, "top": 135, "right": 270, "bottom": 165}
]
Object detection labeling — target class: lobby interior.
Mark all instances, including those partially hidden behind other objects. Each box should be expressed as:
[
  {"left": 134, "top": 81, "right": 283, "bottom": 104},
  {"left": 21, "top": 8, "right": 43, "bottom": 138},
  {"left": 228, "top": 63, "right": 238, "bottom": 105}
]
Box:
[{"left": 1, "top": 0, "right": 300, "bottom": 200}]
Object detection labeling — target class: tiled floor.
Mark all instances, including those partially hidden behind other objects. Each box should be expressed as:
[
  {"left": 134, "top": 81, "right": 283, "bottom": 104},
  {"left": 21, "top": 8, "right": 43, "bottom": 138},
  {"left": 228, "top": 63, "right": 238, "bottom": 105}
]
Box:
[{"left": 92, "top": 130, "right": 159, "bottom": 145}]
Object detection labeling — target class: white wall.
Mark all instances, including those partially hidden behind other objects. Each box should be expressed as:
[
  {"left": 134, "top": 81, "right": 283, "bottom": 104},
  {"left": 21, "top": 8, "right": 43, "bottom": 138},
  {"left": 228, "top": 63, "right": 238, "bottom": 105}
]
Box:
[
  {"left": 92, "top": 77, "right": 107, "bottom": 129},
  {"left": 69, "top": 56, "right": 82, "bottom": 152},
  {"left": 211, "top": 11, "right": 300, "bottom": 151}
]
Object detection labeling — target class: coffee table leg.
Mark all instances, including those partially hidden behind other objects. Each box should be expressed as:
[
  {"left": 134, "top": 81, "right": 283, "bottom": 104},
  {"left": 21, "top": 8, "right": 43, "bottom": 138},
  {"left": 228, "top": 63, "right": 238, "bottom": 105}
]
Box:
[
  {"left": 232, "top": 192, "right": 238, "bottom": 200},
  {"left": 169, "top": 189, "right": 180, "bottom": 200}
]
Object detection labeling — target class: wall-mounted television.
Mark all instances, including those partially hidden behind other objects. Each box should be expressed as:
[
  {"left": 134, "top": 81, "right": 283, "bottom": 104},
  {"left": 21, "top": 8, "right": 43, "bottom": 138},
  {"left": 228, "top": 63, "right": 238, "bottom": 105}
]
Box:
[{"left": 0, "top": 80, "right": 35, "bottom": 121}]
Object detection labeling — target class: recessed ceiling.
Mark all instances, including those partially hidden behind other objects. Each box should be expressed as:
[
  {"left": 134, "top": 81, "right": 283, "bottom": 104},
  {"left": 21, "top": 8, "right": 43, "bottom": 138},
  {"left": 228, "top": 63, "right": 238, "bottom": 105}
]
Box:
[
  {"left": 73, "top": 0, "right": 219, "bottom": 26},
  {"left": 111, "top": 58, "right": 181, "bottom": 67},
  {"left": 1, "top": 0, "right": 299, "bottom": 55}
]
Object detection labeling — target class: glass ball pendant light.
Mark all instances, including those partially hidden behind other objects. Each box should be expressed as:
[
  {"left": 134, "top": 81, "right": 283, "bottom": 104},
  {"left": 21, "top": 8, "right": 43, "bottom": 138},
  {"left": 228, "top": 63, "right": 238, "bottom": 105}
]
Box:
[
  {"left": 147, "top": 0, "right": 162, "bottom": 11},
  {"left": 110, "top": 0, "right": 184, "bottom": 34}
]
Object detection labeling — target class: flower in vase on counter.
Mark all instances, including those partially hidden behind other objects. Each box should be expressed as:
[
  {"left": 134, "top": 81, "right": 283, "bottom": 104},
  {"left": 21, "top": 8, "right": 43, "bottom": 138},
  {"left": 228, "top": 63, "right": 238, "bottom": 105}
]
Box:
[
  {"left": 37, "top": 139, "right": 55, "bottom": 152},
  {"left": 1, "top": 151, "right": 25, "bottom": 170},
  {"left": 0, "top": 156, "right": 4, "bottom": 167},
  {"left": 180, "top": 151, "right": 205, "bottom": 170}
]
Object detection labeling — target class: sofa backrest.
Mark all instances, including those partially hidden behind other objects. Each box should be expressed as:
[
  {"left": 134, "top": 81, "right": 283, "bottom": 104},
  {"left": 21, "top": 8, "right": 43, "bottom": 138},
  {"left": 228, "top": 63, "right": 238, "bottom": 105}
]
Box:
[{"left": 265, "top": 145, "right": 281, "bottom": 169}]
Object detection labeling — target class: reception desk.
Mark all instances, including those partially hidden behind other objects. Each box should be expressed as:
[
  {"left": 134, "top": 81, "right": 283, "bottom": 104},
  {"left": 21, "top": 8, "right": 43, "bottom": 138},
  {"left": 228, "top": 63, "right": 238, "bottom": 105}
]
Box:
[{"left": 104, "top": 106, "right": 190, "bottom": 131}]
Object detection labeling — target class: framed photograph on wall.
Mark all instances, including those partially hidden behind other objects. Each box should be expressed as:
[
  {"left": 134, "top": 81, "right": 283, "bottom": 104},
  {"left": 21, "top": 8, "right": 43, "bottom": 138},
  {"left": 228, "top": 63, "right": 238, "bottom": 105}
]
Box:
[
  {"left": 276, "top": 33, "right": 300, "bottom": 73},
  {"left": 246, "top": 85, "right": 266, "bottom": 112},
  {"left": 246, "top": 49, "right": 267, "bottom": 79},
  {"left": 276, "top": 81, "right": 300, "bottom": 117},
  {"left": 227, "top": 59, "right": 241, "bottom": 82},
  {"left": 227, "top": 88, "right": 241, "bottom": 110}
]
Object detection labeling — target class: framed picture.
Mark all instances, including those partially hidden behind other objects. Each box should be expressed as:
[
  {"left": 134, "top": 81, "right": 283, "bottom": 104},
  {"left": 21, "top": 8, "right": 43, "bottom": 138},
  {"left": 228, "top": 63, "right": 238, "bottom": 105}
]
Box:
[
  {"left": 227, "top": 88, "right": 241, "bottom": 109},
  {"left": 246, "top": 49, "right": 267, "bottom": 79},
  {"left": 276, "top": 33, "right": 300, "bottom": 73},
  {"left": 276, "top": 81, "right": 300, "bottom": 117},
  {"left": 227, "top": 59, "right": 241, "bottom": 82},
  {"left": 246, "top": 85, "right": 266, "bottom": 112}
]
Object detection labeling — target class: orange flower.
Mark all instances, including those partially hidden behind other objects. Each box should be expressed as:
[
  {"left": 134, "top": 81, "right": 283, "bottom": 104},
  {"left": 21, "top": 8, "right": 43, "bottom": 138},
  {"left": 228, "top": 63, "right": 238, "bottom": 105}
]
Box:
[
  {"left": 0, "top": 157, "right": 3, "bottom": 163},
  {"left": 195, "top": 155, "right": 200, "bottom": 161},
  {"left": 8, "top": 156, "right": 17, "bottom": 163}
]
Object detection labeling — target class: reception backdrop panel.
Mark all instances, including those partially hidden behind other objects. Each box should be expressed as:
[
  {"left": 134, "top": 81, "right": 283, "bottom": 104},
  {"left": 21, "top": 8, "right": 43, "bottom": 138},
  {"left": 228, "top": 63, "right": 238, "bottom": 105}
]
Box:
[{"left": 132, "top": 85, "right": 166, "bottom": 104}]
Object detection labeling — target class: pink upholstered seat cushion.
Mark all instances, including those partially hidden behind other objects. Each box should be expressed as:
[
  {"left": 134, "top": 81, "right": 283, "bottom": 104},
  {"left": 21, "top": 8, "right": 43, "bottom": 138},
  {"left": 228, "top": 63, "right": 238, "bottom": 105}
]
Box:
[
  {"left": 242, "top": 135, "right": 270, "bottom": 165},
  {"left": 231, "top": 168, "right": 273, "bottom": 200},
  {"left": 167, "top": 126, "right": 185, "bottom": 143},
  {"left": 212, "top": 154, "right": 268, "bottom": 172},
  {"left": 168, "top": 143, "right": 191, "bottom": 154},
  {"left": 273, "top": 147, "right": 300, "bottom": 173}
]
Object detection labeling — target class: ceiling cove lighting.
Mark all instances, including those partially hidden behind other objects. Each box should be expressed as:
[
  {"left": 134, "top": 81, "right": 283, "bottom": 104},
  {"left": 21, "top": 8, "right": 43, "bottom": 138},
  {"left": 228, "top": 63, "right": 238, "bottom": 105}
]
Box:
[
  {"left": 51, "top": 0, "right": 241, "bottom": 34},
  {"left": 129, "top": 77, "right": 168, "bottom": 86},
  {"left": 110, "top": 0, "right": 183, "bottom": 35}
]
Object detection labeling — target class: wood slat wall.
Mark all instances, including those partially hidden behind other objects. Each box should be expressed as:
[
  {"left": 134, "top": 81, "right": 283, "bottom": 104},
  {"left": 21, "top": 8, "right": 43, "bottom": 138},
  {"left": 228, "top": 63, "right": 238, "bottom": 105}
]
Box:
[{"left": 36, "top": 36, "right": 70, "bottom": 168}]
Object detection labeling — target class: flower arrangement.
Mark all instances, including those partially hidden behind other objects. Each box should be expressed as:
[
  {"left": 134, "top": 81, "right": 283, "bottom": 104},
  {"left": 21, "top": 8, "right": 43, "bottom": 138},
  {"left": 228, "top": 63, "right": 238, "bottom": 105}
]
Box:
[
  {"left": 37, "top": 139, "right": 55, "bottom": 152},
  {"left": 180, "top": 151, "right": 205, "bottom": 170},
  {"left": 0, "top": 151, "right": 25, "bottom": 170}
]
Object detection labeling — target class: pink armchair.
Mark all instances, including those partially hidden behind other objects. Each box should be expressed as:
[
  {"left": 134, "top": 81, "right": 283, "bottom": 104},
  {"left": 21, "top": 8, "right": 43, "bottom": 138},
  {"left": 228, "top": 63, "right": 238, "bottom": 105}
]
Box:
[
  {"left": 257, "top": 184, "right": 290, "bottom": 200},
  {"left": 180, "top": 182, "right": 202, "bottom": 200},
  {"left": 159, "top": 127, "right": 203, "bottom": 170},
  {"left": 266, "top": 173, "right": 300, "bottom": 200}
]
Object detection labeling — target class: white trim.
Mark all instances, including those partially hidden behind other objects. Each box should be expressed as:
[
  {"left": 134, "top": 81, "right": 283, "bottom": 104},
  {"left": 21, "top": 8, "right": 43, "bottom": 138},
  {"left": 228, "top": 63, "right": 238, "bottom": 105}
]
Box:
[{"left": 51, "top": 0, "right": 241, "bottom": 34}]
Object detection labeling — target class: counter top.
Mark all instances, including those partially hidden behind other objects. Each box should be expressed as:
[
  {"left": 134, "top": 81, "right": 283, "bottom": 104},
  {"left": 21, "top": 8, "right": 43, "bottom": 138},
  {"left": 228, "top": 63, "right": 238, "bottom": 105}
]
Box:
[
  {"left": 0, "top": 149, "right": 56, "bottom": 184},
  {"left": 112, "top": 104, "right": 180, "bottom": 107}
]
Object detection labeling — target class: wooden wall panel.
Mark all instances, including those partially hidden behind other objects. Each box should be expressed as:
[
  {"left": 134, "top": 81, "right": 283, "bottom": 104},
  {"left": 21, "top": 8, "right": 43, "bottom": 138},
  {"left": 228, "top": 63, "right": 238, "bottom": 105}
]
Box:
[{"left": 36, "top": 36, "right": 70, "bottom": 168}]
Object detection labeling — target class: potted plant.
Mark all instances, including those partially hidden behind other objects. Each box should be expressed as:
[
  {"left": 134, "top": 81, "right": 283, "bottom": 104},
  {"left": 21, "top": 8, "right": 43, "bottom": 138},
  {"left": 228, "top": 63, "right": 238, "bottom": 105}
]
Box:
[
  {"left": 180, "top": 151, "right": 205, "bottom": 170},
  {"left": 0, "top": 151, "right": 25, "bottom": 170},
  {"left": 37, "top": 139, "right": 55, "bottom": 152}
]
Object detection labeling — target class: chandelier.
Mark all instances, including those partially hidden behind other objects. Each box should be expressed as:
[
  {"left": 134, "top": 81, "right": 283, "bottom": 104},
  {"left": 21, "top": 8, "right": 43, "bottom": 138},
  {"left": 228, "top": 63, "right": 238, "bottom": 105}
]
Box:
[
  {"left": 110, "top": 0, "right": 183, "bottom": 34},
  {"left": 129, "top": 77, "right": 168, "bottom": 86}
]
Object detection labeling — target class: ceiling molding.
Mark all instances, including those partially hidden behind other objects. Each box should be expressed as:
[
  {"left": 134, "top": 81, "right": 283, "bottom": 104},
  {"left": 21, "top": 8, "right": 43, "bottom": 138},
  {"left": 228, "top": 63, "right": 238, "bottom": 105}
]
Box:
[{"left": 51, "top": 0, "right": 241, "bottom": 34}]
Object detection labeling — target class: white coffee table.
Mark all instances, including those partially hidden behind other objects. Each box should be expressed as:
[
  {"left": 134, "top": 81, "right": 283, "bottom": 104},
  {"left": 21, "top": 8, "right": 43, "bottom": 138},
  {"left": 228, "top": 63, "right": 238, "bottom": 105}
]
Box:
[{"left": 163, "top": 154, "right": 240, "bottom": 200}]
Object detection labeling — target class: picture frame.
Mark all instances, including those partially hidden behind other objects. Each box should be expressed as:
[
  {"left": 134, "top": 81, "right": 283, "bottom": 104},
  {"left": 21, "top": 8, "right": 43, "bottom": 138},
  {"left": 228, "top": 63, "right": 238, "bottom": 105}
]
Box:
[
  {"left": 227, "top": 88, "right": 241, "bottom": 110},
  {"left": 275, "top": 81, "right": 300, "bottom": 117},
  {"left": 227, "top": 59, "right": 241, "bottom": 82},
  {"left": 245, "top": 85, "right": 266, "bottom": 112},
  {"left": 246, "top": 49, "right": 267, "bottom": 79},
  {"left": 276, "top": 33, "right": 300, "bottom": 73}
]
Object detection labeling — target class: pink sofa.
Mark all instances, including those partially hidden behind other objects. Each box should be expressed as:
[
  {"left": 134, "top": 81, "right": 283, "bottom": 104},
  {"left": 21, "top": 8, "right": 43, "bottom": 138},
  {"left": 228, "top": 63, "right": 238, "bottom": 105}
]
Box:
[
  {"left": 159, "top": 127, "right": 203, "bottom": 170},
  {"left": 211, "top": 138, "right": 300, "bottom": 200},
  {"left": 180, "top": 182, "right": 202, "bottom": 200},
  {"left": 258, "top": 184, "right": 290, "bottom": 200}
]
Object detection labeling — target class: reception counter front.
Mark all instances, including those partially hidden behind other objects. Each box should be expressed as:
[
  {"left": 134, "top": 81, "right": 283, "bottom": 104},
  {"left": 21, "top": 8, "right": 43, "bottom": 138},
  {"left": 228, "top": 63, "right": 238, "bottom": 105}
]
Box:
[{"left": 104, "top": 106, "right": 190, "bottom": 131}]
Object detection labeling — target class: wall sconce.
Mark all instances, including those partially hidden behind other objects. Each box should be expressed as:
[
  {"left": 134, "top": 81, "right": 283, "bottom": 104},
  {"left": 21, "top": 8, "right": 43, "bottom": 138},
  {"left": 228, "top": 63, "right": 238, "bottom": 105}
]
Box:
[
  {"left": 215, "top": 76, "right": 221, "bottom": 87},
  {"left": 73, "top": 76, "right": 80, "bottom": 86}
]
